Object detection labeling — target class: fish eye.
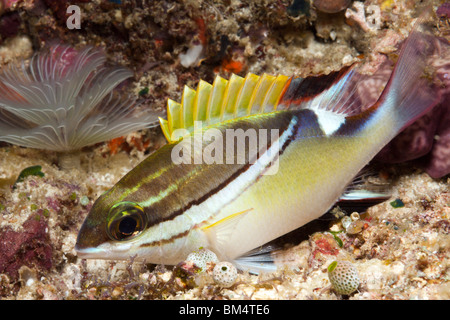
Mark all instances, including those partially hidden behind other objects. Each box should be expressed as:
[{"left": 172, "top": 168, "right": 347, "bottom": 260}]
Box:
[{"left": 106, "top": 202, "right": 147, "bottom": 241}]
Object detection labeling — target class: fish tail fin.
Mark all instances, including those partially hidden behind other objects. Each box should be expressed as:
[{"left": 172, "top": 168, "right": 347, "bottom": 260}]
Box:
[{"left": 376, "top": 16, "right": 441, "bottom": 132}]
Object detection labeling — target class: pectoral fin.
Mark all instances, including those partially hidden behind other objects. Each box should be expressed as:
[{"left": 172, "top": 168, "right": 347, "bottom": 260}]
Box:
[{"left": 202, "top": 208, "right": 253, "bottom": 258}]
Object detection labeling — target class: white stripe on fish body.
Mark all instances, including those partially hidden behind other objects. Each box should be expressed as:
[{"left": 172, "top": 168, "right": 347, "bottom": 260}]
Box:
[{"left": 314, "top": 108, "right": 346, "bottom": 135}]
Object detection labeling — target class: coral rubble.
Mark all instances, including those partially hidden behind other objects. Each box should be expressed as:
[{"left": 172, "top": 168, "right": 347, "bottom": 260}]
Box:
[{"left": 0, "top": 0, "right": 448, "bottom": 300}]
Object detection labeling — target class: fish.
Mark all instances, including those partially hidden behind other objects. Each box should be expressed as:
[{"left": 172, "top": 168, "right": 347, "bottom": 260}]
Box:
[{"left": 75, "top": 22, "right": 441, "bottom": 270}]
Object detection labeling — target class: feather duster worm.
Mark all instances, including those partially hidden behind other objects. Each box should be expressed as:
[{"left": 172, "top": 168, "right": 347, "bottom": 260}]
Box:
[{"left": 0, "top": 45, "right": 159, "bottom": 168}]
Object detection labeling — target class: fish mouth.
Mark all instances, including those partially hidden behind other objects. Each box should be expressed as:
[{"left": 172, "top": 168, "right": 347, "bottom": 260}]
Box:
[
  {"left": 75, "top": 245, "right": 109, "bottom": 259},
  {"left": 75, "top": 242, "right": 133, "bottom": 260}
]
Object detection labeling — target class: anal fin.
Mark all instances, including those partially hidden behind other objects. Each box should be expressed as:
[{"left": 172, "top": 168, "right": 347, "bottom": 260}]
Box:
[
  {"left": 338, "top": 168, "right": 391, "bottom": 212},
  {"left": 233, "top": 244, "right": 279, "bottom": 274}
]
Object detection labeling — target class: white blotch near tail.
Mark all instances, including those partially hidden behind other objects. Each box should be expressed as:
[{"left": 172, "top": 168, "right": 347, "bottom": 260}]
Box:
[{"left": 313, "top": 108, "right": 346, "bottom": 136}]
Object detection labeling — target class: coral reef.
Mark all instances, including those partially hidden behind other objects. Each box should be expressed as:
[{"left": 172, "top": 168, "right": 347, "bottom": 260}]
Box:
[{"left": 0, "top": 0, "right": 448, "bottom": 300}]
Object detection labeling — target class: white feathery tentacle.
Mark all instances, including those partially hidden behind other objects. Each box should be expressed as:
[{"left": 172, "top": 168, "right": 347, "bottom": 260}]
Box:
[{"left": 0, "top": 44, "right": 159, "bottom": 152}]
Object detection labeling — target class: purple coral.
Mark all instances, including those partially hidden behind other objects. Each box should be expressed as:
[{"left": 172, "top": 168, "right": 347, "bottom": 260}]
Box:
[
  {"left": 351, "top": 32, "right": 450, "bottom": 178},
  {"left": 375, "top": 35, "right": 450, "bottom": 178},
  {"left": 422, "top": 106, "right": 449, "bottom": 178},
  {"left": 437, "top": 3, "right": 450, "bottom": 19},
  {"left": 0, "top": 44, "right": 158, "bottom": 152},
  {"left": 0, "top": 212, "right": 52, "bottom": 280}
]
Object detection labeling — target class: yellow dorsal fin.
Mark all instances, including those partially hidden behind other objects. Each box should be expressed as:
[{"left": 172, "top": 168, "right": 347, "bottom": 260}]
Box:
[
  {"left": 235, "top": 73, "right": 260, "bottom": 116},
  {"left": 248, "top": 73, "right": 276, "bottom": 114},
  {"left": 263, "top": 74, "right": 290, "bottom": 112},
  {"left": 208, "top": 75, "right": 228, "bottom": 120},
  {"left": 220, "top": 74, "right": 245, "bottom": 120},
  {"left": 193, "top": 80, "right": 212, "bottom": 122},
  {"left": 181, "top": 85, "right": 197, "bottom": 129},
  {"left": 160, "top": 73, "right": 290, "bottom": 143},
  {"left": 167, "top": 99, "right": 181, "bottom": 132}
]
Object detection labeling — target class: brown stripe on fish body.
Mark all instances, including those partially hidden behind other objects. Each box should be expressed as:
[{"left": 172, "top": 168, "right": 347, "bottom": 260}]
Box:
[{"left": 139, "top": 230, "right": 191, "bottom": 248}]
